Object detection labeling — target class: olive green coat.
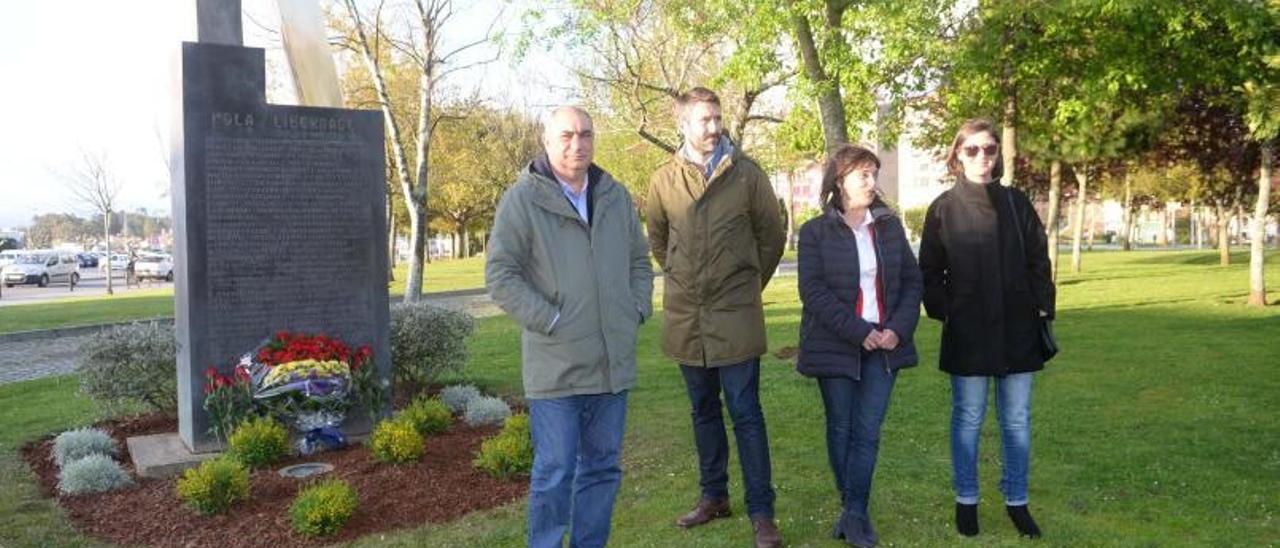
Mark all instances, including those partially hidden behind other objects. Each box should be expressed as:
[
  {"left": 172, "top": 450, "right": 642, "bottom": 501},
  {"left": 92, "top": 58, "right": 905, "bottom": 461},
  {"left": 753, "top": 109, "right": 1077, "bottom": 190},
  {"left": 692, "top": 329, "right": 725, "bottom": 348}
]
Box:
[
  {"left": 645, "top": 147, "right": 785, "bottom": 367},
  {"left": 486, "top": 162, "right": 654, "bottom": 399}
]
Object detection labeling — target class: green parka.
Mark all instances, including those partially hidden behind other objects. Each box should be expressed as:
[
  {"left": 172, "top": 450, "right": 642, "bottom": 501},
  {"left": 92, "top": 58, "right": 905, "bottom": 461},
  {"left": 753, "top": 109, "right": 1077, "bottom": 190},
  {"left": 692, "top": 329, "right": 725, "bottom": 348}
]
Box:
[
  {"left": 487, "top": 159, "right": 654, "bottom": 398},
  {"left": 645, "top": 144, "right": 785, "bottom": 367}
]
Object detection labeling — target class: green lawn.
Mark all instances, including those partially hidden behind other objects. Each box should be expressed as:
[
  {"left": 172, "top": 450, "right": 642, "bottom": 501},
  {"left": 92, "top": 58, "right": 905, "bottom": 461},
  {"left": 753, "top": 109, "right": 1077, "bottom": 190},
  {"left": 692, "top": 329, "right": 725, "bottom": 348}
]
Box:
[
  {"left": 2, "top": 249, "right": 1278, "bottom": 546},
  {"left": 0, "top": 258, "right": 489, "bottom": 335}
]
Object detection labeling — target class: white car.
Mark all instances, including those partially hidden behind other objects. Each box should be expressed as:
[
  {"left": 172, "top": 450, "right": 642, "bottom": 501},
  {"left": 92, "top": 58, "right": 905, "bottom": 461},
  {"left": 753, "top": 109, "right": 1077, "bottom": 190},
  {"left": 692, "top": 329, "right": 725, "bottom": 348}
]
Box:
[
  {"left": 0, "top": 249, "right": 20, "bottom": 268},
  {"left": 108, "top": 254, "right": 129, "bottom": 271},
  {"left": 134, "top": 254, "right": 174, "bottom": 282},
  {"left": 2, "top": 251, "right": 80, "bottom": 288}
]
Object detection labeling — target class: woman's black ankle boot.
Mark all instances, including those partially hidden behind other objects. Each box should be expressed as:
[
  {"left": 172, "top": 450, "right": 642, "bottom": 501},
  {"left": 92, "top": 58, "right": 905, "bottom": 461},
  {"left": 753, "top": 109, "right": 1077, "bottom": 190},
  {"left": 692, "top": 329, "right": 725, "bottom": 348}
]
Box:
[
  {"left": 1006, "top": 504, "right": 1042, "bottom": 538},
  {"left": 955, "top": 503, "right": 979, "bottom": 536}
]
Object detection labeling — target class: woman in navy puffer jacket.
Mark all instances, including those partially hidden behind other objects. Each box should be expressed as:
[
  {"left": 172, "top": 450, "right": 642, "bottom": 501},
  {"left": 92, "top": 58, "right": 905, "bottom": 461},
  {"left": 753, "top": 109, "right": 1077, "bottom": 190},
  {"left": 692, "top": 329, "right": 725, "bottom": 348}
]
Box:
[{"left": 796, "top": 144, "right": 923, "bottom": 547}]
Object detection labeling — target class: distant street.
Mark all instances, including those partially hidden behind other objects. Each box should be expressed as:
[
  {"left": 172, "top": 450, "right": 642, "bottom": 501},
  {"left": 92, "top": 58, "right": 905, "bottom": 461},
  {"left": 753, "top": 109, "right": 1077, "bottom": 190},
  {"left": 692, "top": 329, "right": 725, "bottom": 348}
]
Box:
[{"left": 0, "top": 269, "right": 172, "bottom": 307}]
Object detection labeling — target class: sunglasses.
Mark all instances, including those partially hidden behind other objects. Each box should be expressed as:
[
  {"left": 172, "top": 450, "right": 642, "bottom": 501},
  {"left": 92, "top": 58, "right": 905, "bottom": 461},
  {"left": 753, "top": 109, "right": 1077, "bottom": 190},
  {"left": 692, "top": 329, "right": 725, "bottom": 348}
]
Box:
[{"left": 962, "top": 144, "right": 999, "bottom": 158}]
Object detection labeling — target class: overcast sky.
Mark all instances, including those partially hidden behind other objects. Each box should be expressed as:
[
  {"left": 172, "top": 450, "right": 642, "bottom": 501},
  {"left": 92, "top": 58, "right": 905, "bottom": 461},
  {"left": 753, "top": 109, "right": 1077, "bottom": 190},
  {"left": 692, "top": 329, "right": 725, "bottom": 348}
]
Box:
[{"left": 0, "top": 0, "right": 571, "bottom": 230}]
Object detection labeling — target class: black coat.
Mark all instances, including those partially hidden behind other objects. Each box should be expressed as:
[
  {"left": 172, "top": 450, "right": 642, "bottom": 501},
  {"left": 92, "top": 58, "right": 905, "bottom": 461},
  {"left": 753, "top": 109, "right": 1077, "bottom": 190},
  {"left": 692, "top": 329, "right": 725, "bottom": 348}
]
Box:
[
  {"left": 919, "top": 179, "right": 1056, "bottom": 376},
  {"left": 796, "top": 203, "right": 923, "bottom": 379}
]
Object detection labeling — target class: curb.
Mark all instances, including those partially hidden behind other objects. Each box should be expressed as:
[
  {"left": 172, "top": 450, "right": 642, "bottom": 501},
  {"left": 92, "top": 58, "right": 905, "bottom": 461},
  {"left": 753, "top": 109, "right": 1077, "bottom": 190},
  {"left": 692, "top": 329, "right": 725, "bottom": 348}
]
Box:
[{"left": 0, "top": 317, "right": 175, "bottom": 344}]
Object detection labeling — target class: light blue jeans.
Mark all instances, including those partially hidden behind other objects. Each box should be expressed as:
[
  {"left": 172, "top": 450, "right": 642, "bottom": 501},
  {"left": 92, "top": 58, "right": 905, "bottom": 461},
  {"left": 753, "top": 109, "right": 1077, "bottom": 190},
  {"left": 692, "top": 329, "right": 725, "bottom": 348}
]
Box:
[
  {"left": 527, "top": 391, "right": 628, "bottom": 548},
  {"left": 950, "top": 373, "right": 1033, "bottom": 505}
]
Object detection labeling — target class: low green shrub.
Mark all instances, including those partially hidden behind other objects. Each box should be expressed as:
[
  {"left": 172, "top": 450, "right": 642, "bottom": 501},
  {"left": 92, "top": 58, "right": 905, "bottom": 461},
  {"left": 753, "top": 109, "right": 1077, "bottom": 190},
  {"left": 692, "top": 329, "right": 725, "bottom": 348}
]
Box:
[
  {"left": 57, "top": 454, "right": 133, "bottom": 495},
  {"left": 474, "top": 413, "right": 533, "bottom": 479},
  {"left": 52, "top": 427, "right": 119, "bottom": 468},
  {"left": 226, "top": 416, "right": 291, "bottom": 468},
  {"left": 176, "top": 457, "right": 251, "bottom": 514},
  {"left": 289, "top": 479, "right": 358, "bottom": 537},
  {"left": 389, "top": 302, "right": 474, "bottom": 387},
  {"left": 76, "top": 321, "right": 177, "bottom": 414},
  {"left": 398, "top": 396, "right": 452, "bottom": 435},
  {"left": 463, "top": 396, "right": 511, "bottom": 427},
  {"left": 439, "top": 384, "right": 481, "bottom": 413},
  {"left": 367, "top": 418, "right": 424, "bottom": 464}
]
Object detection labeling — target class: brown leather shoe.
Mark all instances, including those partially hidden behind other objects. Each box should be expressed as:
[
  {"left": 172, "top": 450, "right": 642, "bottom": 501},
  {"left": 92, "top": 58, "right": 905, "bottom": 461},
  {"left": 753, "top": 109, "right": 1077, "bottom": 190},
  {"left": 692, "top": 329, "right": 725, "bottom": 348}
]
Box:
[
  {"left": 752, "top": 517, "right": 783, "bottom": 548},
  {"left": 675, "top": 498, "right": 731, "bottom": 528}
]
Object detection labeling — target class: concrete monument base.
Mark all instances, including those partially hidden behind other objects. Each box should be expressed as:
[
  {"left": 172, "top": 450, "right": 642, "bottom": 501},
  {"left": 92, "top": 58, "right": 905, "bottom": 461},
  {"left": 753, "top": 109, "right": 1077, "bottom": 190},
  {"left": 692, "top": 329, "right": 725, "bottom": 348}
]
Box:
[{"left": 127, "top": 432, "right": 220, "bottom": 478}]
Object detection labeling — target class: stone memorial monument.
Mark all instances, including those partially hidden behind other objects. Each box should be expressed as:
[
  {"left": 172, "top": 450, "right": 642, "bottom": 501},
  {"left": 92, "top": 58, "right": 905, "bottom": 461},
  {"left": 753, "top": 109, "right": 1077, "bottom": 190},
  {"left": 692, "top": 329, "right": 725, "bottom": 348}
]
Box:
[{"left": 129, "top": 0, "right": 390, "bottom": 475}]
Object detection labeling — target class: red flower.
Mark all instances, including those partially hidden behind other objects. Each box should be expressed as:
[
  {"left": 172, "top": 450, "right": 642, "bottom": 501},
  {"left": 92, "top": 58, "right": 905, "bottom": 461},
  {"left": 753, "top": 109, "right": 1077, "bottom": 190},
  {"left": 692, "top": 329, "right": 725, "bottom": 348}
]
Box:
[
  {"left": 275, "top": 331, "right": 290, "bottom": 341},
  {"left": 203, "top": 383, "right": 214, "bottom": 395},
  {"left": 204, "top": 366, "right": 218, "bottom": 379},
  {"left": 234, "top": 367, "right": 251, "bottom": 384}
]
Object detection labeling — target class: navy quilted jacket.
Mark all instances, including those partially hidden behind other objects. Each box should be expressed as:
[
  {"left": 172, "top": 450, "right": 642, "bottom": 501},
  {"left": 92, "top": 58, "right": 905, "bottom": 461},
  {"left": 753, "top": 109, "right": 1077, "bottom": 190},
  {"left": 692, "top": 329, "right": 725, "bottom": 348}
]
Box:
[{"left": 796, "top": 202, "right": 923, "bottom": 379}]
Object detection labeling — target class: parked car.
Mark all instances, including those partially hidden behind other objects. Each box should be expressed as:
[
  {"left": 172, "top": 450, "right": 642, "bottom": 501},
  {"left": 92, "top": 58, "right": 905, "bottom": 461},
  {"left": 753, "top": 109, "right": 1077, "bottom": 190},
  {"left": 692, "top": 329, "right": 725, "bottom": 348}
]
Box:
[
  {"left": 77, "top": 253, "right": 99, "bottom": 268},
  {"left": 2, "top": 251, "right": 80, "bottom": 288},
  {"left": 108, "top": 254, "right": 129, "bottom": 271},
  {"left": 134, "top": 254, "right": 174, "bottom": 282}
]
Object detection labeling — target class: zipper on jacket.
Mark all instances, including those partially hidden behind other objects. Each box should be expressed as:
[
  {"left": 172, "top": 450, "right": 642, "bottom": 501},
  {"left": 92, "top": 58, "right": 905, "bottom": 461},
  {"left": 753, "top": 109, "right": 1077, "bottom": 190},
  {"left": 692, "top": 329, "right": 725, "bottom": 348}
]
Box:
[{"left": 871, "top": 218, "right": 892, "bottom": 377}]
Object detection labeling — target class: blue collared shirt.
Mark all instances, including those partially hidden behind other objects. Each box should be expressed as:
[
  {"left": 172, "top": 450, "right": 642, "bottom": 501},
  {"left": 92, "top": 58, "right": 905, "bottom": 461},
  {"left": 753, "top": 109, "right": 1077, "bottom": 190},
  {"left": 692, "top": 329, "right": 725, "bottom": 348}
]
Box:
[{"left": 555, "top": 174, "right": 590, "bottom": 223}]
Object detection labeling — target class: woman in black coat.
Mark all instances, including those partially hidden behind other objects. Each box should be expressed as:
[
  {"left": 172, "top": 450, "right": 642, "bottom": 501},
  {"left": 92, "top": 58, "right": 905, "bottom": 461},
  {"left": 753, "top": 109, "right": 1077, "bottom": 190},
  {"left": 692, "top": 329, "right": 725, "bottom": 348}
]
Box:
[
  {"left": 918, "top": 118, "right": 1056, "bottom": 539},
  {"left": 797, "top": 144, "right": 922, "bottom": 547}
]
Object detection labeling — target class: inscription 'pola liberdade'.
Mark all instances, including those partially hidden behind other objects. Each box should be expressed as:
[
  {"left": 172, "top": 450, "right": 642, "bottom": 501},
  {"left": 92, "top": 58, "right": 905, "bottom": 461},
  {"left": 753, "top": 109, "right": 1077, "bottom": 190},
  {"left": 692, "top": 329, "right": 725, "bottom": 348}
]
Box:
[{"left": 211, "top": 111, "right": 355, "bottom": 133}]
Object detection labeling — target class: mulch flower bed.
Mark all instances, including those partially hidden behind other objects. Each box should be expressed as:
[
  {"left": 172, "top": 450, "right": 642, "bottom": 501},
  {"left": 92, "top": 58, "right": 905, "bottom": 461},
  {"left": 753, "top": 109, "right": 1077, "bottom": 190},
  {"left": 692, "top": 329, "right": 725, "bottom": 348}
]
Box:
[{"left": 21, "top": 412, "right": 527, "bottom": 547}]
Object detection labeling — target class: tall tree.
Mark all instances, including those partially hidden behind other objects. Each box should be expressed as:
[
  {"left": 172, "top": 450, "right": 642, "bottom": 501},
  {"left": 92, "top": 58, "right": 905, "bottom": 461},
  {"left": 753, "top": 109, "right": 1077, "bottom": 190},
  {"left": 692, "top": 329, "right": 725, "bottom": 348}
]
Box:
[
  {"left": 333, "top": 0, "right": 498, "bottom": 302},
  {"left": 429, "top": 103, "right": 540, "bottom": 258},
  {"left": 62, "top": 152, "right": 122, "bottom": 295}
]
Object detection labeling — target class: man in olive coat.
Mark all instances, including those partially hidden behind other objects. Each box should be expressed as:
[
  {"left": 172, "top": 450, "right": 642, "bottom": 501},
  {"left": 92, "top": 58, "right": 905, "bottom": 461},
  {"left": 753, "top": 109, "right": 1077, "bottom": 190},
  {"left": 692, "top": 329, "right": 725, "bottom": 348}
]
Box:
[
  {"left": 487, "top": 106, "right": 654, "bottom": 548},
  {"left": 645, "top": 87, "right": 786, "bottom": 548}
]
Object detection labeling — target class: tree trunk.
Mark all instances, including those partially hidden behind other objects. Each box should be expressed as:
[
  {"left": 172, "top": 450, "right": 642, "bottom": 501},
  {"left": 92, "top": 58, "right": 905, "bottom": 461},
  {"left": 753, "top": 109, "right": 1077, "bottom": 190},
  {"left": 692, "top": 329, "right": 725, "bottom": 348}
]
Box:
[
  {"left": 386, "top": 196, "right": 396, "bottom": 282},
  {"left": 1190, "top": 199, "right": 1199, "bottom": 249},
  {"left": 1046, "top": 160, "right": 1062, "bottom": 281},
  {"left": 405, "top": 69, "right": 436, "bottom": 302},
  {"left": 789, "top": 10, "right": 848, "bottom": 154},
  {"left": 1156, "top": 207, "right": 1169, "bottom": 247},
  {"left": 462, "top": 224, "right": 471, "bottom": 258},
  {"left": 1216, "top": 202, "right": 1231, "bottom": 266},
  {"left": 103, "top": 212, "right": 113, "bottom": 296},
  {"left": 1121, "top": 172, "right": 1133, "bottom": 251},
  {"left": 342, "top": 0, "right": 424, "bottom": 303},
  {"left": 1248, "top": 143, "right": 1272, "bottom": 306},
  {"left": 1086, "top": 202, "right": 1096, "bottom": 251},
  {"left": 1002, "top": 95, "right": 1016, "bottom": 187},
  {"left": 1071, "top": 166, "right": 1088, "bottom": 273}
]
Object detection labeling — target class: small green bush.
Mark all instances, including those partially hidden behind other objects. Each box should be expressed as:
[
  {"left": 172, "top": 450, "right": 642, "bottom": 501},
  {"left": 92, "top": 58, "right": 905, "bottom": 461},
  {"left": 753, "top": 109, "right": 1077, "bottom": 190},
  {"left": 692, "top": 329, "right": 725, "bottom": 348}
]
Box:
[
  {"left": 439, "top": 384, "right": 481, "bottom": 413},
  {"left": 226, "top": 416, "right": 291, "bottom": 468},
  {"left": 52, "top": 427, "right": 119, "bottom": 468},
  {"left": 176, "top": 457, "right": 251, "bottom": 514},
  {"left": 57, "top": 454, "right": 133, "bottom": 495},
  {"left": 464, "top": 396, "right": 511, "bottom": 427},
  {"left": 390, "top": 302, "right": 474, "bottom": 387},
  {"left": 398, "top": 396, "right": 452, "bottom": 435},
  {"left": 289, "top": 479, "right": 358, "bottom": 537},
  {"left": 367, "top": 418, "right": 425, "bottom": 464},
  {"left": 76, "top": 321, "right": 177, "bottom": 414},
  {"left": 474, "top": 413, "right": 533, "bottom": 479}
]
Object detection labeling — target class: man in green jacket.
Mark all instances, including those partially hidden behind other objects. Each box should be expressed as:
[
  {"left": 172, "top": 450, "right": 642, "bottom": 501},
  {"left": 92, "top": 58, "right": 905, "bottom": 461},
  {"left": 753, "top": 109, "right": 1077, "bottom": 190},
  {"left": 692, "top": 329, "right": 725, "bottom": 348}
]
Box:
[
  {"left": 646, "top": 87, "right": 786, "bottom": 548},
  {"left": 487, "top": 106, "right": 654, "bottom": 548}
]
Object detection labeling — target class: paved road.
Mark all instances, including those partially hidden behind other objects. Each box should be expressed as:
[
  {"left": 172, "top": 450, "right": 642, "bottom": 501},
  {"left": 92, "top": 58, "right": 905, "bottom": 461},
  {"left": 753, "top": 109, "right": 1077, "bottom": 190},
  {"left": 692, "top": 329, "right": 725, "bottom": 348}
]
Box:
[{"left": 0, "top": 269, "right": 172, "bottom": 307}]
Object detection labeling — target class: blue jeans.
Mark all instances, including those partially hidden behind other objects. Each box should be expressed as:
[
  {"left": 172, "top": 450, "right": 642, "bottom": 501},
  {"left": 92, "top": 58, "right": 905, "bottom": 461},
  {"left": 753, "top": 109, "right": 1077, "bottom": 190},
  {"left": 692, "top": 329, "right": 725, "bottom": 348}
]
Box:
[
  {"left": 950, "top": 373, "right": 1033, "bottom": 506},
  {"left": 817, "top": 352, "right": 897, "bottom": 518},
  {"left": 528, "top": 391, "right": 629, "bottom": 548},
  {"left": 679, "top": 358, "right": 776, "bottom": 519}
]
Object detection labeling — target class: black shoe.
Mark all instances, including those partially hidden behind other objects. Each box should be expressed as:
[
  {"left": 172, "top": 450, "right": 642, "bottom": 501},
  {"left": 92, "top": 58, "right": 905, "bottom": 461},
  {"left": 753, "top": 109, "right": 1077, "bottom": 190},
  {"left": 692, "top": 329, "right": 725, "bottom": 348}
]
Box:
[
  {"left": 1006, "top": 504, "right": 1042, "bottom": 538},
  {"left": 955, "top": 503, "right": 979, "bottom": 537},
  {"left": 836, "top": 510, "right": 877, "bottom": 547}
]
